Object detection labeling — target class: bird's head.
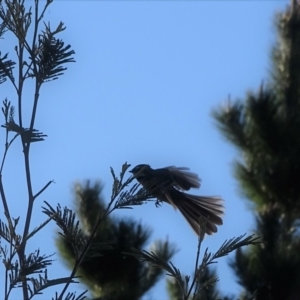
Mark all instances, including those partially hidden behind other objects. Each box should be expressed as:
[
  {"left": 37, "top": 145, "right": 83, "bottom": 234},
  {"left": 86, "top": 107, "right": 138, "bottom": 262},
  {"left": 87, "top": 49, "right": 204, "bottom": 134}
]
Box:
[{"left": 129, "top": 164, "right": 151, "bottom": 176}]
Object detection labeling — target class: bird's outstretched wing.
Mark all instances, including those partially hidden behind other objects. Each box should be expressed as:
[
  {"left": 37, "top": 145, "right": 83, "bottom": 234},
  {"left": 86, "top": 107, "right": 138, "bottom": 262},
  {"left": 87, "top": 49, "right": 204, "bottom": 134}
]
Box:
[{"left": 166, "top": 166, "right": 201, "bottom": 191}]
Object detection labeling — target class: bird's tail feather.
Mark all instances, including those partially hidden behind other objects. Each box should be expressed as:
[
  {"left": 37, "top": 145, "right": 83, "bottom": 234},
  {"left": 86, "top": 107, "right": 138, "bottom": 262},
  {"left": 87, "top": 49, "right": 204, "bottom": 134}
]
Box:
[{"left": 175, "top": 193, "right": 224, "bottom": 235}]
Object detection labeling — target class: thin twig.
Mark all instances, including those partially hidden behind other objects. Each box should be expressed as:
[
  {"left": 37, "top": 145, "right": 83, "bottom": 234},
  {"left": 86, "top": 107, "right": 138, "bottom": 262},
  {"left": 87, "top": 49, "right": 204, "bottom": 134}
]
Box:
[
  {"left": 33, "top": 180, "right": 54, "bottom": 201},
  {"left": 185, "top": 238, "right": 203, "bottom": 299},
  {"left": 0, "top": 133, "right": 19, "bottom": 174}
]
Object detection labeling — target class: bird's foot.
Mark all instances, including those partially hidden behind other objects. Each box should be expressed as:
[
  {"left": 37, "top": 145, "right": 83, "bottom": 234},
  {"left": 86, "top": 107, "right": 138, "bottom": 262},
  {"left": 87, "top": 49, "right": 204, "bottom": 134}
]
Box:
[{"left": 155, "top": 199, "right": 162, "bottom": 207}]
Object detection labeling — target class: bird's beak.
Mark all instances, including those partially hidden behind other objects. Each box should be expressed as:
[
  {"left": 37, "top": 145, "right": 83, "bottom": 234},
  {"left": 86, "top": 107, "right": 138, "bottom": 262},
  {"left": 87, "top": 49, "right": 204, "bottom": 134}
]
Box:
[{"left": 129, "top": 169, "right": 133, "bottom": 173}]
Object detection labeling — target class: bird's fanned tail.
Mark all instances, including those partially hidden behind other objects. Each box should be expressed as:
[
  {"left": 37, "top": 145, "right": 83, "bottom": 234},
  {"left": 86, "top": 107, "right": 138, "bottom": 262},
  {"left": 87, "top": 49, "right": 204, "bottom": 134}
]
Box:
[{"left": 171, "top": 191, "right": 224, "bottom": 235}]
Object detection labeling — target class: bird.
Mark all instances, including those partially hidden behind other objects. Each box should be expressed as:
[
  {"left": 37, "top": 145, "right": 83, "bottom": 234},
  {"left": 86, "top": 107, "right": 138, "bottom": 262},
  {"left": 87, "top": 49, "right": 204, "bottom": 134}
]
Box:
[{"left": 129, "top": 164, "right": 224, "bottom": 235}]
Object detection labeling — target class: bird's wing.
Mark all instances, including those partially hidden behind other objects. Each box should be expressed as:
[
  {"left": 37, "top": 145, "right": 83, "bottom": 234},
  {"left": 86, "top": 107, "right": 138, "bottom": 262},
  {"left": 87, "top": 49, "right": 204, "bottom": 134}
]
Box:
[{"left": 166, "top": 166, "right": 201, "bottom": 191}]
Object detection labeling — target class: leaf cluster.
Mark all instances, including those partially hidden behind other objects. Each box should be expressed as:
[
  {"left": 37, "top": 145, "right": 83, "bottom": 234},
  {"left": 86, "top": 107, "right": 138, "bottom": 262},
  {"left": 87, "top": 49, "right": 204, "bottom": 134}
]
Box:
[
  {"left": 128, "top": 230, "right": 260, "bottom": 300},
  {"left": 212, "top": 2, "right": 300, "bottom": 299},
  {"left": 0, "top": 0, "right": 77, "bottom": 299},
  {"left": 53, "top": 164, "right": 177, "bottom": 300}
]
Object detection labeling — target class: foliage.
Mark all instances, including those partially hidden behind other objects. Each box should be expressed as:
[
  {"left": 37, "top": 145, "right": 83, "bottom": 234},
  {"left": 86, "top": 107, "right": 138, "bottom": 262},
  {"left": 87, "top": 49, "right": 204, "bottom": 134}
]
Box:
[
  {"left": 53, "top": 176, "right": 176, "bottom": 299},
  {"left": 127, "top": 216, "right": 260, "bottom": 300},
  {"left": 213, "top": 1, "right": 300, "bottom": 299},
  {"left": 0, "top": 0, "right": 76, "bottom": 299}
]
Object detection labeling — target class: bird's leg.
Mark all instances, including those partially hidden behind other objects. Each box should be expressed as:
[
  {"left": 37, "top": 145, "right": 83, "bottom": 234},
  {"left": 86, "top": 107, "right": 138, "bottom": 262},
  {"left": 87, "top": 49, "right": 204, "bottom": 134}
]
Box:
[{"left": 155, "top": 199, "right": 162, "bottom": 207}]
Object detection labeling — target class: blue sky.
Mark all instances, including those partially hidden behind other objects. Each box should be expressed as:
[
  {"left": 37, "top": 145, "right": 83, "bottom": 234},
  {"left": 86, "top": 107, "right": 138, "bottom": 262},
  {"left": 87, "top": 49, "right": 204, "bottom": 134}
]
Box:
[{"left": 1, "top": 0, "right": 288, "bottom": 299}]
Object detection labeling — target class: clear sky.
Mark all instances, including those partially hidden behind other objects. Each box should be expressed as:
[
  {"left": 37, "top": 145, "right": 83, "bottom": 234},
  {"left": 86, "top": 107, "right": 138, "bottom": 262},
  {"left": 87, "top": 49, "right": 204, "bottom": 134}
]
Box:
[{"left": 1, "top": 0, "right": 288, "bottom": 299}]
